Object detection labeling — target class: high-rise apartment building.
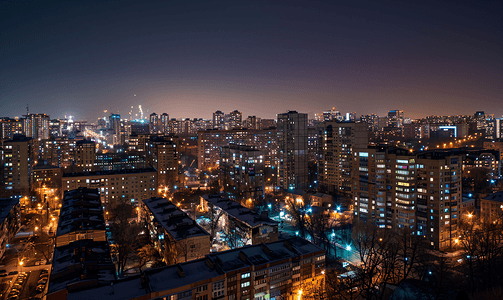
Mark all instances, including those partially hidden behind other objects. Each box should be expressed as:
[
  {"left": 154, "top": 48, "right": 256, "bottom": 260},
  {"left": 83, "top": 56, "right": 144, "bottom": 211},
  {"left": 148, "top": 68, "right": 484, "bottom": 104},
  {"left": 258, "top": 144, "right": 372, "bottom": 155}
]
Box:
[
  {"left": 220, "top": 145, "right": 264, "bottom": 198},
  {"left": 277, "top": 111, "right": 308, "bottom": 190},
  {"left": 228, "top": 110, "right": 243, "bottom": 129},
  {"left": 149, "top": 112, "right": 159, "bottom": 134},
  {"left": 23, "top": 113, "right": 50, "bottom": 140},
  {"left": 0, "top": 118, "right": 23, "bottom": 140},
  {"left": 197, "top": 128, "right": 277, "bottom": 172},
  {"left": 160, "top": 113, "right": 169, "bottom": 134},
  {"left": 388, "top": 110, "right": 404, "bottom": 128},
  {"left": 353, "top": 147, "right": 462, "bottom": 251},
  {"left": 244, "top": 115, "right": 258, "bottom": 129},
  {"left": 318, "top": 121, "right": 368, "bottom": 195},
  {"left": 147, "top": 136, "right": 179, "bottom": 189},
  {"left": 416, "top": 151, "right": 462, "bottom": 250},
  {"left": 74, "top": 140, "right": 95, "bottom": 172},
  {"left": 3, "top": 135, "right": 33, "bottom": 197},
  {"left": 213, "top": 110, "right": 225, "bottom": 130}
]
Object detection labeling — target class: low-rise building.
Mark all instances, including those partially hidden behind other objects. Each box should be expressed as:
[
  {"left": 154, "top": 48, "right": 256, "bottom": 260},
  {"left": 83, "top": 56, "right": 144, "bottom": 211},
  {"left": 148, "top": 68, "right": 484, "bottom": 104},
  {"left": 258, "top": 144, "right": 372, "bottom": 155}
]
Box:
[
  {"left": 0, "top": 198, "right": 20, "bottom": 258},
  {"left": 63, "top": 237, "right": 325, "bottom": 300},
  {"left": 47, "top": 239, "right": 115, "bottom": 300},
  {"left": 481, "top": 192, "right": 503, "bottom": 223},
  {"left": 141, "top": 197, "right": 210, "bottom": 265},
  {"left": 56, "top": 188, "right": 106, "bottom": 247},
  {"left": 200, "top": 194, "right": 278, "bottom": 246}
]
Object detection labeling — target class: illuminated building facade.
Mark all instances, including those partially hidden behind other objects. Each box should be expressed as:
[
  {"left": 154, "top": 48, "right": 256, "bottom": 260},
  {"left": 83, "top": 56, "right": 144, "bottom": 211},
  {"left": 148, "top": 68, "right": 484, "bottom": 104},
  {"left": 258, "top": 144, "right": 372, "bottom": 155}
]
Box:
[
  {"left": 277, "top": 111, "right": 308, "bottom": 191},
  {"left": 140, "top": 197, "right": 210, "bottom": 264},
  {"left": 62, "top": 168, "right": 157, "bottom": 208},
  {"left": 318, "top": 121, "right": 368, "bottom": 195},
  {"left": 221, "top": 145, "right": 265, "bottom": 199}
]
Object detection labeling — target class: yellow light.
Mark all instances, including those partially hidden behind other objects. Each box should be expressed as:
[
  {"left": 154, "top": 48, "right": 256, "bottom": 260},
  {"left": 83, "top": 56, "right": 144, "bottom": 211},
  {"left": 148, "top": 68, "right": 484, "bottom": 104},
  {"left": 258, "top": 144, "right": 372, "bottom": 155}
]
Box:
[
  {"left": 35, "top": 227, "right": 38, "bottom": 231},
  {"left": 455, "top": 239, "right": 459, "bottom": 244},
  {"left": 19, "top": 261, "right": 24, "bottom": 266},
  {"left": 468, "top": 213, "right": 473, "bottom": 218}
]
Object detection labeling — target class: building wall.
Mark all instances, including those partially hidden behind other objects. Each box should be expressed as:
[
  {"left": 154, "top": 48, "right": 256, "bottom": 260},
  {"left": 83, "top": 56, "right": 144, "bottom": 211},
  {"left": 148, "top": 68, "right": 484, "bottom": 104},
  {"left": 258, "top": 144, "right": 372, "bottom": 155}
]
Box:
[
  {"left": 55, "top": 230, "right": 107, "bottom": 248},
  {"left": 62, "top": 170, "right": 157, "bottom": 208},
  {"left": 320, "top": 122, "right": 368, "bottom": 195},
  {"left": 0, "top": 199, "right": 20, "bottom": 258},
  {"left": 480, "top": 199, "right": 503, "bottom": 223},
  {"left": 277, "top": 111, "right": 308, "bottom": 191},
  {"left": 3, "top": 137, "right": 33, "bottom": 196}
]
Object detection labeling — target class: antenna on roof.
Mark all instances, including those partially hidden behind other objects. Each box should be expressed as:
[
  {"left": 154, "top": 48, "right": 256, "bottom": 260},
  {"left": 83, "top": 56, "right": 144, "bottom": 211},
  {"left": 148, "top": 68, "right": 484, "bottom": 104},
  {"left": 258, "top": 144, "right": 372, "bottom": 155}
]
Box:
[{"left": 26, "top": 104, "right": 29, "bottom": 116}]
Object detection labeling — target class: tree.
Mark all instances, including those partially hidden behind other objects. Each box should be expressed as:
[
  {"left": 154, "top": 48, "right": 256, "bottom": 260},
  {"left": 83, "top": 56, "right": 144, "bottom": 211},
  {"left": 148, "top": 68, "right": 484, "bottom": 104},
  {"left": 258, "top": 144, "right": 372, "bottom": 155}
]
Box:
[
  {"left": 221, "top": 220, "right": 251, "bottom": 249},
  {"left": 285, "top": 194, "right": 312, "bottom": 240},
  {"left": 109, "top": 203, "right": 142, "bottom": 277},
  {"left": 135, "top": 244, "right": 160, "bottom": 272},
  {"left": 458, "top": 211, "right": 503, "bottom": 296},
  {"left": 33, "top": 231, "right": 54, "bottom": 263},
  {"left": 206, "top": 205, "right": 225, "bottom": 243},
  {"left": 163, "top": 237, "right": 186, "bottom": 265}
]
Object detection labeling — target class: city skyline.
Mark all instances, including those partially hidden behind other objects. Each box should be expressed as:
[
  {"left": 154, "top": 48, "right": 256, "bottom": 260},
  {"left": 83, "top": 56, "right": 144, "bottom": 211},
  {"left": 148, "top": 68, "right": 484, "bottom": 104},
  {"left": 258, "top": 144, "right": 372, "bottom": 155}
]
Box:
[{"left": 1, "top": 1, "right": 502, "bottom": 121}]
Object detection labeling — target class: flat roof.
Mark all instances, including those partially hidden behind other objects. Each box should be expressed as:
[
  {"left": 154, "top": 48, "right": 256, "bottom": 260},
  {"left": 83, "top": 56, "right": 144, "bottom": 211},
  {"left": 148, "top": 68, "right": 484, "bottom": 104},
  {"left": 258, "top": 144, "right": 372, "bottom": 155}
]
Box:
[
  {"left": 0, "top": 198, "right": 19, "bottom": 225},
  {"left": 57, "top": 188, "right": 105, "bottom": 236},
  {"left": 48, "top": 239, "right": 115, "bottom": 295},
  {"left": 483, "top": 191, "right": 503, "bottom": 203},
  {"left": 63, "top": 167, "right": 156, "bottom": 178},
  {"left": 66, "top": 237, "right": 323, "bottom": 299},
  {"left": 201, "top": 195, "right": 278, "bottom": 228},
  {"left": 142, "top": 197, "right": 209, "bottom": 240}
]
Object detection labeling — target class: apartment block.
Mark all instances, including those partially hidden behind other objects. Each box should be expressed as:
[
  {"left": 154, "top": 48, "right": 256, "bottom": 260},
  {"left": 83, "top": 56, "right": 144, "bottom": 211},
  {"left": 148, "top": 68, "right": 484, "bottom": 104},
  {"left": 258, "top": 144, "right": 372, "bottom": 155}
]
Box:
[
  {"left": 481, "top": 192, "right": 503, "bottom": 223},
  {"left": 63, "top": 237, "right": 325, "bottom": 300},
  {"left": 319, "top": 121, "right": 368, "bottom": 195},
  {"left": 0, "top": 198, "right": 20, "bottom": 258},
  {"left": 200, "top": 194, "right": 278, "bottom": 246},
  {"left": 55, "top": 187, "right": 106, "bottom": 247},
  {"left": 141, "top": 197, "right": 210, "bottom": 265},
  {"left": 353, "top": 147, "right": 462, "bottom": 251},
  {"left": 220, "top": 145, "right": 265, "bottom": 199},
  {"left": 197, "top": 128, "right": 277, "bottom": 172},
  {"left": 2, "top": 135, "right": 34, "bottom": 197},
  {"left": 62, "top": 168, "right": 157, "bottom": 208},
  {"left": 277, "top": 111, "right": 308, "bottom": 191}
]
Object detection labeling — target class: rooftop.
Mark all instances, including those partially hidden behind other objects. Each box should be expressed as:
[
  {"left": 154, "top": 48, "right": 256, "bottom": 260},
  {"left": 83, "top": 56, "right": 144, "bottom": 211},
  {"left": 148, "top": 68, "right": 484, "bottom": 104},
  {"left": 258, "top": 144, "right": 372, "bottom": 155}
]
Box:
[
  {"left": 483, "top": 191, "right": 503, "bottom": 203},
  {"left": 48, "top": 239, "right": 115, "bottom": 295},
  {"left": 57, "top": 188, "right": 105, "bottom": 236},
  {"left": 63, "top": 167, "right": 156, "bottom": 178},
  {"left": 0, "top": 198, "right": 19, "bottom": 225},
  {"left": 201, "top": 194, "right": 278, "bottom": 229},
  {"left": 66, "top": 237, "right": 323, "bottom": 300},
  {"left": 142, "top": 197, "right": 209, "bottom": 241}
]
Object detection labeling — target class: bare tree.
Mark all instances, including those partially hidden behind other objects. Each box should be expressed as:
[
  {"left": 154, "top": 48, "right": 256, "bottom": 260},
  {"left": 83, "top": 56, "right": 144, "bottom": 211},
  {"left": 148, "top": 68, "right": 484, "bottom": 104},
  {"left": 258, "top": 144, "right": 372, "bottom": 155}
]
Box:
[
  {"left": 163, "top": 237, "right": 186, "bottom": 265},
  {"left": 33, "top": 231, "right": 54, "bottom": 263},
  {"left": 206, "top": 204, "right": 225, "bottom": 243},
  {"left": 286, "top": 194, "right": 312, "bottom": 240},
  {"left": 221, "top": 220, "right": 251, "bottom": 249},
  {"left": 135, "top": 244, "right": 161, "bottom": 272},
  {"left": 109, "top": 203, "right": 142, "bottom": 277}
]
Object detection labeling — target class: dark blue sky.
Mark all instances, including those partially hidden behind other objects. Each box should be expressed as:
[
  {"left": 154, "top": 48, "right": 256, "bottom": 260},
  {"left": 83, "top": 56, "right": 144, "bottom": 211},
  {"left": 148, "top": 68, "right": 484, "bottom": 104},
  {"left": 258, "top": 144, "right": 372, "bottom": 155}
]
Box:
[{"left": 1, "top": 0, "right": 502, "bottom": 121}]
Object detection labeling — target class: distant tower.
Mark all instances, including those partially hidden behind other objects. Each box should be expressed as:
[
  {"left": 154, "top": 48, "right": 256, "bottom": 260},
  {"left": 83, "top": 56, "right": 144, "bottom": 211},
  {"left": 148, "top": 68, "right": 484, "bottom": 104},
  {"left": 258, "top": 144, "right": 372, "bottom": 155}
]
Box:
[
  {"left": 228, "top": 110, "right": 243, "bottom": 129},
  {"left": 149, "top": 113, "right": 159, "bottom": 134},
  {"left": 277, "top": 111, "right": 308, "bottom": 190},
  {"left": 213, "top": 110, "right": 225, "bottom": 130}
]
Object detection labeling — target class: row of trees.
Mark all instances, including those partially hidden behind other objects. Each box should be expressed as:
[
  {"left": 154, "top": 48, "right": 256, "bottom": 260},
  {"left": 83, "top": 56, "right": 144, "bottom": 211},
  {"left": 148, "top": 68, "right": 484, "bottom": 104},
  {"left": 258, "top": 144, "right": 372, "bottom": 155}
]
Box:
[{"left": 299, "top": 213, "right": 503, "bottom": 300}]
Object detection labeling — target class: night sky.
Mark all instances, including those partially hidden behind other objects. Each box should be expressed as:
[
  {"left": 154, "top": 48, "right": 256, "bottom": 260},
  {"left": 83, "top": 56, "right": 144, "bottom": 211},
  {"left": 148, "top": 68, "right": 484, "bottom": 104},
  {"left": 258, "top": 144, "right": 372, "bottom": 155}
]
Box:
[{"left": 1, "top": 0, "right": 502, "bottom": 121}]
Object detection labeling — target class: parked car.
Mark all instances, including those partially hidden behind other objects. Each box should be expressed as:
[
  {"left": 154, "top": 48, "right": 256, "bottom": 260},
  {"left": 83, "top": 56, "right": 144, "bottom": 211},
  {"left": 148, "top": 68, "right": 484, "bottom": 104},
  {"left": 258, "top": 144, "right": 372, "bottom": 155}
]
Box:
[{"left": 8, "top": 271, "right": 18, "bottom": 276}]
